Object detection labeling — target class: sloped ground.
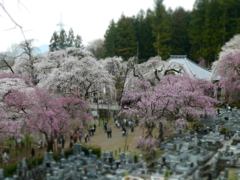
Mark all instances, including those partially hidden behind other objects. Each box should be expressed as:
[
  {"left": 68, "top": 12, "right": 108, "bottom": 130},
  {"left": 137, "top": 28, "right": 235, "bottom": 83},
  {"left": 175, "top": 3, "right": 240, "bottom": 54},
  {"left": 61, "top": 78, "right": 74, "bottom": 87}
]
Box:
[
  {"left": 4, "top": 120, "right": 142, "bottom": 166},
  {"left": 82, "top": 120, "right": 141, "bottom": 154}
]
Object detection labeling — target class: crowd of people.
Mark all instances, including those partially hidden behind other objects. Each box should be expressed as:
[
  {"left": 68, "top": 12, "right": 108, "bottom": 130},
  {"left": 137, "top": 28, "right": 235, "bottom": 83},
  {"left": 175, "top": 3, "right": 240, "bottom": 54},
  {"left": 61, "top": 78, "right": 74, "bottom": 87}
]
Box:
[
  {"left": 69, "top": 124, "right": 97, "bottom": 148},
  {"left": 67, "top": 117, "right": 139, "bottom": 147},
  {"left": 1, "top": 116, "right": 139, "bottom": 165}
]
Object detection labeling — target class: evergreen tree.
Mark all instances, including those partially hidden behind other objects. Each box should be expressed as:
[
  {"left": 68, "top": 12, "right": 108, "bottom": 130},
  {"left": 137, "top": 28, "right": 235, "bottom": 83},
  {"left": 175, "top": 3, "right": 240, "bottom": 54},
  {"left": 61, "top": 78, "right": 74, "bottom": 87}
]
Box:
[
  {"left": 219, "top": 0, "right": 240, "bottom": 42},
  {"left": 133, "top": 9, "right": 156, "bottom": 62},
  {"left": 104, "top": 19, "right": 117, "bottom": 57},
  {"left": 170, "top": 7, "right": 191, "bottom": 56},
  {"left": 152, "top": 0, "right": 172, "bottom": 60},
  {"left": 100, "top": 0, "right": 240, "bottom": 63},
  {"left": 189, "top": 0, "right": 208, "bottom": 60},
  {"left": 49, "top": 31, "right": 59, "bottom": 52},
  {"left": 74, "top": 35, "right": 84, "bottom": 48},
  {"left": 67, "top": 28, "right": 75, "bottom": 47},
  {"left": 59, "top": 29, "right": 68, "bottom": 49},
  {"left": 115, "top": 15, "right": 137, "bottom": 60},
  {"left": 202, "top": 0, "right": 222, "bottom": 64}
]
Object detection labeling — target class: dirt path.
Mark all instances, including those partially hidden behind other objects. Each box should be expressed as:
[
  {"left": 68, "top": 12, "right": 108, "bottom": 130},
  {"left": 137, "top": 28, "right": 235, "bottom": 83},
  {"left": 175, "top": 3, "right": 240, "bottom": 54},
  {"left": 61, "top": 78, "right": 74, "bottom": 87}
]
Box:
[
  {"left": 4, "top": 120, "right": 142, "bottom": 165},
  {"left": 82, "top": 120, "right": 141, "bottom": 154}
]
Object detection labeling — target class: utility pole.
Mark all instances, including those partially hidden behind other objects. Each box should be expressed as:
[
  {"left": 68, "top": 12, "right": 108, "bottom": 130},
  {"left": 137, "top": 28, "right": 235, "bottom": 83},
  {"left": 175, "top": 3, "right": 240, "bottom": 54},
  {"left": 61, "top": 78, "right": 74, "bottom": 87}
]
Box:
[
  {"left": 158, "top": 33, "right": 160, "bottom": 55},
  {"left": 57, "top": 14, "right": 67, "bottom": 32},
  {"left": 137, "top": 41, "right": 139, "bottom": 64}
]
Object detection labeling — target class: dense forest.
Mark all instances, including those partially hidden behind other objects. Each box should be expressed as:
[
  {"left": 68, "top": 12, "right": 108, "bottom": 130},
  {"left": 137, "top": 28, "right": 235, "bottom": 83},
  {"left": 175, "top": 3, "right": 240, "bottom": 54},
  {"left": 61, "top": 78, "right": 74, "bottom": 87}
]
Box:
[{"left": 103, "top": 0, "right": 240, "bottom": 66}]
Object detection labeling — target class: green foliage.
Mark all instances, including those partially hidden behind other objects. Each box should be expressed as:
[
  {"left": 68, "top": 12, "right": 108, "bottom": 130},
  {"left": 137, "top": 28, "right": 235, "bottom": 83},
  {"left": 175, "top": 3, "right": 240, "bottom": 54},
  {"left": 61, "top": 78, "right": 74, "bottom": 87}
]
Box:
[
  {"left": 64, "top": 148, "right": 73, "bottom": 158},
  {"left": 133, "top": 9, "right": 156, "bottom": 62},
  {"left": 59, "top": 29, "right": 68, "bottom": 49},
  {"left": 3, "top": 163, "right": 18, "bottom": 177},
  {"left": 103, "top": 0, "right": 240, "bottom": 63},
  {"left": 115, "top": 15, "right": 137, "bottom": 60},
  {"left": 67, "top": 28, "right": 75, "bottom": 47},
  {"left": 229, "top": 174, "right": 240, "bottom": 180},
  {"left": 22, "top": 134, "right": 35, "bottom": 144},
  {"left": 104, "top": 19, "right": 117, "bottom": 58},
  {"left": 152, "top": 0, "right": 172, "bottom": 60},
  {"left": 190, "top": 122, "right": 204, "bottom": 131},
  {"left": 99, "top": 109, "right": 110, "bottom": 120},
  {"left": 170, "top": 7, "right": 191, "bottom": 56},
  {"left": 2, "top": 145, "right": 101, "bottom": 177},
  {"left": 49, "top": 31, "right": 59, "bottom": 52},
  {"left": 220, "top": 127, "right": 228, "bottom": 134},
  {"left": 74, "top": 35, "right": 84, "bottom": 49},
  {"left": 27, "top": 156, "right": 44, "bottom": 169},
  {"left": 82, "top": 145, "right": 101, "bottom": 158},
  {"left": 49, "top": 28, "right": 83, "bottom": 52},
  {"left": 229, "top": 103, "right": 240, "bottom": 109},
  {"left": 164, "top": 167, "right": 170, "bottom": 179}
]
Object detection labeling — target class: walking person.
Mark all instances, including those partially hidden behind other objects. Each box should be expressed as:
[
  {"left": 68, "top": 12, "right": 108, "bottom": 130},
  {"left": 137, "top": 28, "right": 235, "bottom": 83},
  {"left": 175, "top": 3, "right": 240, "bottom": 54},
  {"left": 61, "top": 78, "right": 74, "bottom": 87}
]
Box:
[{"left": 104, "top": 124, "right": 107, "bottom": 133}]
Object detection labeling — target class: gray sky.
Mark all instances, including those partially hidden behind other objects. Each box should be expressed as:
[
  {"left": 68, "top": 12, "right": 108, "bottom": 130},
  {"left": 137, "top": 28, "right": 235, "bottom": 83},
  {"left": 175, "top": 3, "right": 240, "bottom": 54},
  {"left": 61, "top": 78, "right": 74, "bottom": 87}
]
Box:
[{"left": 0, "top": 0, "right": 195, "bottom": 52}]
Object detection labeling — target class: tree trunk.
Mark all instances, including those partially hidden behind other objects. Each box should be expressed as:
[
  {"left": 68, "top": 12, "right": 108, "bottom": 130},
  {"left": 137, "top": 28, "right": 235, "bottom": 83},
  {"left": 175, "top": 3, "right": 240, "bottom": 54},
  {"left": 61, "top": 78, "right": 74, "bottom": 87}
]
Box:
[{"left": 158, "top": 122, "right": 163, "bottom": 142}]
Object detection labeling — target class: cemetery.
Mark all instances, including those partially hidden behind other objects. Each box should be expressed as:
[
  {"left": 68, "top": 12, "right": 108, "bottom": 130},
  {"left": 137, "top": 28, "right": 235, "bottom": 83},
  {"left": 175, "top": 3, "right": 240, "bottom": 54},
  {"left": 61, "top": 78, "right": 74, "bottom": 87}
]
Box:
[
  {"left": 1, "top": 0, "right": 240, "bottom": 179},
  {"left": 0, "top": 108, "right": 239, "bottom": 180}
]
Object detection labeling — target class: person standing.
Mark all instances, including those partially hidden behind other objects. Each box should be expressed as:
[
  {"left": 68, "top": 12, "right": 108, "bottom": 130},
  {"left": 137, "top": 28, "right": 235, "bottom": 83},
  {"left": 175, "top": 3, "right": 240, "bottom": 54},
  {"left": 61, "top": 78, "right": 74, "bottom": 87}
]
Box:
[
  {"left": 3, "top": 152, "right": 9, "bottom": 164},
  {"left": 85, "top": 132, "right": 89, "bottom": 143},
  {"left": 109, "top": 128, "right": 112, "bottom": 138},
  {"left": 79, "top": 133, "right": 82, "bottom": 143},
  {"left": 107, "top": 128, "right": 110, "bottom": 138},
  {"left": 61, "top": 137, "right": 65, "bottom": 148},
  {"left": 31, "top": 148, "right": 35, "bottom": 158},
  {"left": 131, "top": 125, "right": 134, "bottom": 132},
  {"left": 104, "top": 124, "right": 107, "bottom": 133},
  {"left": 122, "top": 131, "right": 125, "bottom": 137},
  {"left": 69, "top": 141, "right": 73, "bottom": 148},
  {"left": 73, "top": 134, "right": 78, "bottom": 143},
  {"left": 91, "top": 126, "right": 95, "bottom": 136}
]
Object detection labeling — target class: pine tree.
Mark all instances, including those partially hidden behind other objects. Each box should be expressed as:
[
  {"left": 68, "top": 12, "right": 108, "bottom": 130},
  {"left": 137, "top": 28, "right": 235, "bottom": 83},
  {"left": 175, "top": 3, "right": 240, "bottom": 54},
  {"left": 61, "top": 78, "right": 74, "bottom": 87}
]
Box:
[
  {"left": 152, "top": 0, "right": 172, "bottom": 60},
  {"left": 74, "top": 35, "right": 84, "bottom": 48},
  {"left": 67, "top": 28, "right": 75, "bottom": 47},
  {"left": 189, "top": 0, "right": 208, "bottom": 60},
  {"left": 133, "top": 9, "right": 156, "bottom": 62},
  {"left": 104, "top": 19, "right": 117, "bottom": 57},
  {"left": 202, "top": 0, "right": 222, "bottom": 64},
  {"left": 219, "top": 0, "right": 240, "bottom": 42},
  {"left": 59, "top": 29, "right": 68, "bottom": 49},
  {"left": 49, "top": 31, "right": 59, "bottom": 52},
  {"left": 115, "top": 15, "right": 137, "bottom": 60},
  {"left": 170, "top": 7, "right": 191, "bottom": 56}
]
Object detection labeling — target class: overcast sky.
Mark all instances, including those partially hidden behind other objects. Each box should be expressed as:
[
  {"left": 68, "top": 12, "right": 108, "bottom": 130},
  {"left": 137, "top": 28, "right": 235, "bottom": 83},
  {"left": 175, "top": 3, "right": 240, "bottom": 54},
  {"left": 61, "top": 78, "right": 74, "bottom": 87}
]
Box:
[{"left": 0, "top": 0, "right": 195, "bottom": 52}]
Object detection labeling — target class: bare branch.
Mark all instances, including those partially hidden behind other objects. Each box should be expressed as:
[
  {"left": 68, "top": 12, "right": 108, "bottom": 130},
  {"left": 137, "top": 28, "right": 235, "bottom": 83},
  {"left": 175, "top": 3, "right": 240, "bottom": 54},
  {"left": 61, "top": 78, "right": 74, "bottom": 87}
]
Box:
[
  {"left": 154, "top": 69, "right": 161, "bottom": 81},
  {"left": 163, "top": 68, "right": 182, "bottom": 76},
  {"left": 0, "top": 2, "right": 26, "bottom": 40}
]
